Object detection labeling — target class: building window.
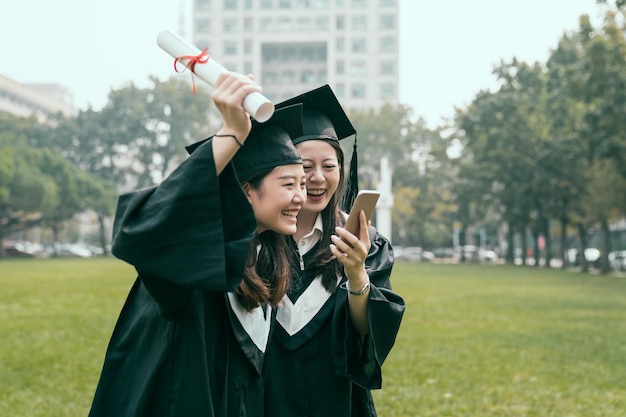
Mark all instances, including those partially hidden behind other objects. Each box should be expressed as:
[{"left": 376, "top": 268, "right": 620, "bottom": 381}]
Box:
[
  {"left": 195, "top": 39, "right": 210, "bottom": 51},
  {"left": 296, "top": 0, "right": 311, "bottom": 6},
  {"left": 244, "top": 61, "right": 253, "bottom": 75},
  {"left": 351, "top": 38, "right": 367, "bottom": 53},
  {"left": 336, "top": 38, "right": 345, "bottom": 52},
  {"left": 244, "top": 40, "right": 253, "bottom": 54},
  {"left": 278, "top": 0, "right": 292, "bottom": 7},
  {"left": 296, "top": 17, "right": 312, "bottom": 30},
  {"left": 313, "top": 0, "right": 330, "bottom": 7},
  {"left": 224, "top": 0, "right": 238, "bottom": 9},
  {"left": 224, "top": 40, "right": 237, "bottom": 55},
  {"left": 351, "top": 15, "right": 367, "bottom": 30},
  {"left": 336, "top": 16, "right": 345, "bottom": 30},
  {"left": 336, "top": 0, "right": 345, "bottom": 6},
  {"left": 318, "top": 70, "right": 327, "bottom": 83},
  {"left": 282, "top": 70, "right": 296, "bottom": 84},
  {"left": 196, "top": 0, "right": 211, "bottom": 9},
  {"left": 336, "top": 60, "right": 345, "bottom": 75},
  {"left": 264, "top": 70, "right": 278, "bottom": 84},
  {"left": 301, "top": 70, "right": 315, "bottom": 83},
  {"left": 380, "top": 60, "right": 394, "bottom": 74},
  {"left": 223, "top": 18, "right": 238, "bottom": 33},
  {"left": 380, "top": 36, "right": 395, "bottom": 52},
  {"left": 260, "top": 0, "right": 273, "bottom": 8},
  {"left": 196, "top": 18, "right": 210, "bottom": 32},
  {"left": 244, "top": 0, "right": 253, "bottom": 7},
  {"left": 336, "top": 83, "right": 345, "bottom": 98},
  {"left": 260, "top": 17, "right": 273, "bottom": 31},
  {"left": 244, "top": 17, "right": 254, "bottom": 31},
  {"left": 380, "top": 0, "right": 394, "bottom": 5},
  {"left": 380, "top": 82, "right": 395, "bottom": 99},
  {"left": 350, "top": 60, "right": 367, "bottom": 75},
  {"left": 351, "top": 83, "right": 366, "bottom": 98},
  {"left": 316, "top": 16, "right": 329, "bottom": 30},
  {"left": 352, "top": 0, "right": 366, "bottom": 6},
  {"left": 380, "top": 14, "right": 395, "bottom": 29},
  {"left": 277, "top": 17, "right": 291, "bottom": 31}
]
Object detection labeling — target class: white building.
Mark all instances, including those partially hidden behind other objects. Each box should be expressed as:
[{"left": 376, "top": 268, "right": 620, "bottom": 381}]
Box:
[
  {"left": 0, "top": 74, "right": 74, "bottom": 121},
  {"left": 191, "top": 0, "right": 399, "bottom": 111}
]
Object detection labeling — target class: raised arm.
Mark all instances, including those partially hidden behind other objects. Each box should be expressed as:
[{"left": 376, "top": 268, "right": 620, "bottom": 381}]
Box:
[{"left": 211, "top": 73, "right": 262, "bottom": 174}]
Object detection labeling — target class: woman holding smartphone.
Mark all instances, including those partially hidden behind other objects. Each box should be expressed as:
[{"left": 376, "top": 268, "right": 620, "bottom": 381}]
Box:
[{"left": 263, "top": 85, "right": 405, "bottom": 417}]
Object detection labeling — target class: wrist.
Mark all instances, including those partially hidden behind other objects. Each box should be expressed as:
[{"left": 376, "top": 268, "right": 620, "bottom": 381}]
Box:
[{"left": 216, "top": 128, "right": 249, "bottom": 146}]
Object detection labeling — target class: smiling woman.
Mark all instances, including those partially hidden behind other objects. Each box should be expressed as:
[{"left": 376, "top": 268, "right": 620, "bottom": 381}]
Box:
[{"left": 86, "top": 74, "right": 306, "bottom": 417}]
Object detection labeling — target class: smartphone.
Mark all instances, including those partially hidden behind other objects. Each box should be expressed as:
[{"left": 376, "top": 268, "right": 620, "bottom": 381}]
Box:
[{"left": 344, "top": 190, "right": 380, "bottom": 235}]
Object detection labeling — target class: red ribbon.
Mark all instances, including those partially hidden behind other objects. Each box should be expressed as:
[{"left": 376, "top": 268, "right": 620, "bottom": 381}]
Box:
[{"left": 174, "top": 47, "right": 210, "bottom": 94}]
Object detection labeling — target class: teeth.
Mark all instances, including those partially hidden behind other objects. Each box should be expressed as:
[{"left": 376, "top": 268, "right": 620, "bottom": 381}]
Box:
[
  {"left": 308, "top": 190, "right": 325, "bottom": 196},
  {"left": 282, "top": 210, "right": 299, "bottom": 217}
]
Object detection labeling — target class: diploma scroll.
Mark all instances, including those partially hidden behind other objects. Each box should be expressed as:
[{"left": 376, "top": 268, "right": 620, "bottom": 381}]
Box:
[{"left": 157, "top": 29, "right": 274, "bottom": 122}]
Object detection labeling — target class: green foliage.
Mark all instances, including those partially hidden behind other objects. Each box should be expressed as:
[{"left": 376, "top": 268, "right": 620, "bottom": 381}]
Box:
[
  {"left": 453, "top": 7, "right": 626, "bottom": 267},
  {"left": 2, "top": 259, "right": 625, "bottom": 416}
]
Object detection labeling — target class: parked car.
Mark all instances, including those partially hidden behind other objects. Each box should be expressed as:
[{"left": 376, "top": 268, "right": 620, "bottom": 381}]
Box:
[
  {"left": 565, "top": 248, "right": 601, "bottom": 269},
  {"left": 53, "top": 243, "right": 93, "bottom": 258},
  {"left": 609, "top": 251, "right": 626, "bottom": 272}
]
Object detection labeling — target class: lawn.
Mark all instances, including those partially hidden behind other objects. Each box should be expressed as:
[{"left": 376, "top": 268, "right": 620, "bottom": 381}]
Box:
[{"left": 1, "top": 258, "right": 625, "bottom": 416}]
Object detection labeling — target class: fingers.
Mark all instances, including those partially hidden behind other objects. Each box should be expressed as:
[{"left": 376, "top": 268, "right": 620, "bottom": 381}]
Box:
[
  {"left": 212, "top": 73, "right": 262, "bottom": 136},
  {"left": 358, "top": 210, "right": 370, "bottom": 241}
]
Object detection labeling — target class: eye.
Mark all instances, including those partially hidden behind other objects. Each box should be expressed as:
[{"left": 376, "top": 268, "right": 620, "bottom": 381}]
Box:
[{"left": 324, "top": 164, "right": 337, "bottom": 170}]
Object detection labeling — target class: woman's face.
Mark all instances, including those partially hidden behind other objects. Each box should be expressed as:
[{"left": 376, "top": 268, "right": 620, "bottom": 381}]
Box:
[
  {"left": 245, "top": 164, "right": 307, "bottom": 234},
  {"left": 296, "top": 140, "right": 341, "bottom": 214}
]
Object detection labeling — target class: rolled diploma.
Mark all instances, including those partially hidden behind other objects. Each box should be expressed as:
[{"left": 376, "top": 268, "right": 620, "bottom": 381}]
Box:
[{"left": 157, "top": 29, "right": 274, "bottom": 122}]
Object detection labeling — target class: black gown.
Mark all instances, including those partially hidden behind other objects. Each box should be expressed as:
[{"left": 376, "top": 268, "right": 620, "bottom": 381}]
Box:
[
  {"left": 87, "top": 140, "right": 271, "bottom": 417},
  {"left": 264, "top": 226, "right": 406, "bottom": 417}
]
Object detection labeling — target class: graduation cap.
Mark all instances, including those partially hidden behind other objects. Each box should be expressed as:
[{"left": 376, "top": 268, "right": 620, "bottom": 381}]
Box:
[
  {"left": 185, "top": 104, "right": 304, "bottom": 184},
  {"left": 275, "top": 84, "right": 358, "bottom": 211}
]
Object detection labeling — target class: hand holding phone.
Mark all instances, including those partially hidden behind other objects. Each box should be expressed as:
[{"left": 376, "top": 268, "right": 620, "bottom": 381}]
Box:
[{"left": 343, "top": 190, "right": 380, "bottom": 236}]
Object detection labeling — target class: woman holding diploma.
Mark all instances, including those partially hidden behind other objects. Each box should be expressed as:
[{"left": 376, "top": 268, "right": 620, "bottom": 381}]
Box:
[
  {"left": 263, "top": 85, "right": 406, "bottom": 417},
  {"left": 87, "top": 73, "right": 306, "bottom": 417}
]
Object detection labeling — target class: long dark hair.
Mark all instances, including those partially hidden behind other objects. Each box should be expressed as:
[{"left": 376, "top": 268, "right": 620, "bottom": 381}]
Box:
[
  {"left": 298, "top": 139, "right": 347, "bottom": 292},
  {"left": 236, "top": 168, "right": 292, "bottom": 311}
]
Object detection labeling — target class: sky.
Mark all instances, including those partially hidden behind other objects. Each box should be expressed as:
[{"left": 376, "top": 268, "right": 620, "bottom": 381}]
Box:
[{"left": 1, "top": 0, "right": 603, "bottom": 127}]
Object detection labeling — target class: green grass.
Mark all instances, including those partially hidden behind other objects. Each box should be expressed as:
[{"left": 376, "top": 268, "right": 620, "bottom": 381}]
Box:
[
  {"left": 374, "top": 262, "right": 626, "bottom": 417},
  {"left": 1, "top": 259, "right": 625, "bottom": 416}
]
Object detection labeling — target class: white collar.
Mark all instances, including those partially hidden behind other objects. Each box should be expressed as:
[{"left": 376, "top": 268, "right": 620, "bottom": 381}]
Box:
[{"left": 296, "top": 213, "right": 324, "bottom": 255}]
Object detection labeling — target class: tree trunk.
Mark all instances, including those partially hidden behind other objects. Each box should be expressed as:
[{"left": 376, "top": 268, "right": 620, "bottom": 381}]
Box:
[
  {"left": 600, "top": 218, "right": 611, "bottom": 275},
  {"left": 521, "top": 225, "right": 528, "bottom": 266},
  {"left": 506, "top": 223, "right": 515, "bottom": 264},
  {"left": 560, "top": 217, "right": 568, "bottom": 269},
  {"left": 543, "top": 217, "right": 552, "bottom": 268},
  {"left": 459, "top": 223, "right": 467, "bottom": 262},
  {"left": 97, "top": 211, "right": 109, "bottom": 256},
  {"left": 577, "top": 223, "right": 589, "bottom": 273}
]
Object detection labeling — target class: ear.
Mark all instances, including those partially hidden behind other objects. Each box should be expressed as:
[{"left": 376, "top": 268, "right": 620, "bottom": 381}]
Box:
[{"left": 241, "top": 182, "right": 254, "bottom": 204}]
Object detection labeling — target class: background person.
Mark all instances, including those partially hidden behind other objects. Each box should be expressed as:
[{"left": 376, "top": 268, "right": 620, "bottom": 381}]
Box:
[{"left": 263, "top": 85, "right": 405, "bottom": 417}]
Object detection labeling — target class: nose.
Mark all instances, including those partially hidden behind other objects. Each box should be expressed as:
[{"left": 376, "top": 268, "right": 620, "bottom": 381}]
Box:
[
  {"left": 309, "top": 166, "right": 324, "bottom": 183},
  {"left": 294, "top": 185, "right": 306, "bottom": 203}
]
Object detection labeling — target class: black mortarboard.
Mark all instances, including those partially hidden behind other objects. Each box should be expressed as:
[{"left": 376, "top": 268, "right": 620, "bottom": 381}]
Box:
[
  {"left": 185, "top": 104, "right": 304, "bottom": 184},
  {"left": 275, "top": 84, "right": 358, "bottom": 211}
]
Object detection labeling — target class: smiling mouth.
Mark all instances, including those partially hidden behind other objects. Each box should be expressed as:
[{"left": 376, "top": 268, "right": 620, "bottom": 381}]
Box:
[
  {"left": 282, "top": 210, "right": 299, "bottom": 218},
  {"left": 307, "top": 189, "right": 325, "bottom": 197}
]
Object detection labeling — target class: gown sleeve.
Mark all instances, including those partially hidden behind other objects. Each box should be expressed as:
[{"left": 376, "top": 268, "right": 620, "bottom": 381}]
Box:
[
  {"left": 331, "top": 226, "right": 406, "bottom": 389},
  {"left": 111, "top": 139, "right": 256, "bottom": 314}
]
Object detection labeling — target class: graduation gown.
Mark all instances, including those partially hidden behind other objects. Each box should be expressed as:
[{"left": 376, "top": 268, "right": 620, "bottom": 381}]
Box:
[
  {"left": 87, "top": 140, "right": 271, "bottom": 417},
  {"left": 264, "top": 226, "right": 405, "bottom": 417}
]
